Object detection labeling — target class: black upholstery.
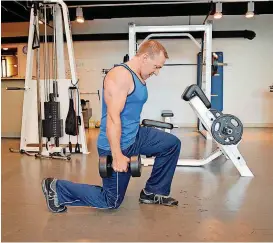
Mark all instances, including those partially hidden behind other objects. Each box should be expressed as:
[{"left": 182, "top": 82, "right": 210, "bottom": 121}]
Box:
[
  {"left": 182, "top": 84, "right": 211, "bottom": 109},
  {"left": 161, "top": 110, "right": 174, "bottom": 117},
  {"left": 142, "top": 119, "right": 173, "bottom": 130}
]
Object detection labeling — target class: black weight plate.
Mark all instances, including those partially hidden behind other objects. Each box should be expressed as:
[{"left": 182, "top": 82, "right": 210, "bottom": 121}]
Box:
[
  {"left": 211, "top": 114, "right": 243, "bottom": 145},
  {"left": 99, "top": 156, "right": 112, "bottom": 178},
  {"left": 130, "top": 155, "right": 142, "bottom": 177},
  {"left": 211, "top": 56, "right": 219, "bottom": 75}
]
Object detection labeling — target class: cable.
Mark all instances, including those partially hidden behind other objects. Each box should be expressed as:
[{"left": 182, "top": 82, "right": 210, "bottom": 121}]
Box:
[
  {"left": 54, "top": 5, "right": 58, "bottom": 82},
  {"left": 13, "top": 0, "right": 28, "bottom": 11},
  {"left": 51, "top": 6, "right": 54, "bottom": 96},
  {"left": 1, "top": 5, "right": 8, "bottom": 11},
  {"left": 42, "top": 23, "right": 47, "bottom": 101},
  {"left": 203, "top": 1, "right": 214, "bottom": 24},
  {"left": 1, "top": 5, "right": 29, "bottom": 21},
  {"left": 44, "top": 5, "right": 49, "bottom": 101}
]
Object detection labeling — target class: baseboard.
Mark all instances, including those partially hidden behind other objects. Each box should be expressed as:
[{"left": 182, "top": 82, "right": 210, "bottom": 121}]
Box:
[
  {"left": 1, "top": 132, "right": 21, "bottom": 138},
  {"left": 243, "top": 123, "right": 273, "bottom": 128}
]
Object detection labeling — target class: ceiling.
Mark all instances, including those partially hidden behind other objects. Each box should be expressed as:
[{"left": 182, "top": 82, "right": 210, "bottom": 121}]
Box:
[{"left": 1, "top": 1, "right": 273, "bottom": 23}]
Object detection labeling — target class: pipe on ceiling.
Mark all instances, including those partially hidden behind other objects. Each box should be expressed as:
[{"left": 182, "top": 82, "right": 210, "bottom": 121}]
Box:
[{"left": 1, "top": 30, "right": 256, "bottom": 44}]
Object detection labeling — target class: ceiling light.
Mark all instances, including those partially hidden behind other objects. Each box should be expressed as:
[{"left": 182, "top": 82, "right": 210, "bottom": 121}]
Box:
[
  {"left": 214, "top": 2, "right": 222, "bottom": 19},
  {"left": 76, "top": 7, "right": 85, "bottom": 23},
  {"left": 246, "top": 1, "right": 254, "bottom": 18}
]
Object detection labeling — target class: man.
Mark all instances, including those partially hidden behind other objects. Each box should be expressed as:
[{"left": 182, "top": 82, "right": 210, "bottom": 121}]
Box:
[{"left": 41, "top": 40, "right": 181, "bottom": 213}]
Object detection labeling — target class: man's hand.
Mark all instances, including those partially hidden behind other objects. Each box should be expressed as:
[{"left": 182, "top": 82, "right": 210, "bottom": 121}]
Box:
[{"left": 112, "top": 153, "right": 130, "bottom": 172}]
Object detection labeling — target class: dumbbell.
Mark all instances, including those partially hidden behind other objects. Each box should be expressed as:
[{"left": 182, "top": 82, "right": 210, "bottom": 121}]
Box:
[{"left": 99, "top": 155, "right": 142, "bottom": 178}]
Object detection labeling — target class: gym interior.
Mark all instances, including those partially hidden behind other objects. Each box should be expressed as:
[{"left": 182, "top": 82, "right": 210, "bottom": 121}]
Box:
[{"left": 1, "top": 0, "right": 273, "bottom": 242}]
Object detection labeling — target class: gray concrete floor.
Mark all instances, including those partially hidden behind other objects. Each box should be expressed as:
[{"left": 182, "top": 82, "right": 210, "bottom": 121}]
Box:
[{"left": 1, "top": 128, "right": 273, "bottom": 242}]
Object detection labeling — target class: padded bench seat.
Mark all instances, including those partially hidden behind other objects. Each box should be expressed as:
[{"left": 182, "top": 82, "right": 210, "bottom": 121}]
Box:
[
  {"left": 161, "top": 110, "right": 174, "bottom": 117},
  {"left": 142, "top": 119, "right": 173, "bottom": 130}
]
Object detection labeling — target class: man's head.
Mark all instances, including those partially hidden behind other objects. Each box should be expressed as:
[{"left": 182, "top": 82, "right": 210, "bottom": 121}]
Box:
[{"left": 135, "top": 40, "right": 168, "bottom": 80}]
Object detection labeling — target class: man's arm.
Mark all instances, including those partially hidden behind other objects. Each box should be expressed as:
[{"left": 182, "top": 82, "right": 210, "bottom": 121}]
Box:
[{"left": 104, "top": 67, "right": 132, "bottom": 162}]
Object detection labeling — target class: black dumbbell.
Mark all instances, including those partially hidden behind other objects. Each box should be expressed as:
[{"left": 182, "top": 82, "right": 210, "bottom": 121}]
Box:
[{"left": 99, "top": 155, "right": 142, "bottom": 178}]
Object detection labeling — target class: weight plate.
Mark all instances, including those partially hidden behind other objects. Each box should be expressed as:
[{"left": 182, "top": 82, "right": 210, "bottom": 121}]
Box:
[
  {"left": 211, "top": 55, "right": 219, "bottom": 75},
  {"left": 130, "top": 155, "right": 142, "bottom": 177},
  {"left": 99, "top": 156, "right": 112, "bottom": 178},
  {"left": 211, "top": 114, "right": 243, "bottom": 145},
  {"left": 202, "top": 109, "right": 223, "bottom": 131}
]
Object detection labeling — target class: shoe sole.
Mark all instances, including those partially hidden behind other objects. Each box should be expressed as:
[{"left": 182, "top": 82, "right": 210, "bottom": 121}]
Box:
[
  {"left": 139, "top": 198, "right": 155, "bottom": 204},
  {"left": 41, "top": 179, "right": 66, "bottom": 213},
  {"left": 139, "top": 198, "right": 178, "bottom": 206}
]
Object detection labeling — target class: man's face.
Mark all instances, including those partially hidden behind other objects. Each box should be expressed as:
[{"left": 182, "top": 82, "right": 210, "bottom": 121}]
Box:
[{"left": 140, "top": 51, "right": 166, "bottom": 81}]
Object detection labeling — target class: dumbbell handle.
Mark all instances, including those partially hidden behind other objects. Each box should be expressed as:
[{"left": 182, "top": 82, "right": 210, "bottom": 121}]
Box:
[
  {"left": 99, "top": 155, "right": 141, "bottom": 178},
  {"left": 99, "top": 155, "right": 135, "bottom": 162}
]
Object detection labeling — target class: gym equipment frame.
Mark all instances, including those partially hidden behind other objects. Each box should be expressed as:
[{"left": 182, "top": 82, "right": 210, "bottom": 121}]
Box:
[
  {"left": 128, "top": 22, "right": 213, "bottom": 139},
  {"left": 141, "top": 85, "right": 254, "bottom": 177},
  {"left": 19, "top": 0, "right": 88, "bottom": 155}
]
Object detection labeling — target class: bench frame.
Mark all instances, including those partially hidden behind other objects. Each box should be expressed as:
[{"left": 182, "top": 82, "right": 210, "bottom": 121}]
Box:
[{"left": 141, "top": 85, "right": 254, "bottom": 177}]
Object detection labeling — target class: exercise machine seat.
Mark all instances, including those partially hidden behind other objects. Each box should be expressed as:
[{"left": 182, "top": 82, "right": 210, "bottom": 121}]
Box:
[
  {"left": 161, "top": 110, "right": 174, "bottom": 117},
  {"left": 182, "top": 84, "right": 211, "bottom": 109},
  {"left": 142, "top": 119, "right": 173, "bottom": 130}
]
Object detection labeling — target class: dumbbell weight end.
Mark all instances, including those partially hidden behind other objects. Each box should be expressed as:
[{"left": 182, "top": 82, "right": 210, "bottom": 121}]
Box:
[
  {"left": 130, "top": 155, "right": 142, "bottom": 177},
  {"left": 99, "top": 156, "right": 113, "bottom": 178}
]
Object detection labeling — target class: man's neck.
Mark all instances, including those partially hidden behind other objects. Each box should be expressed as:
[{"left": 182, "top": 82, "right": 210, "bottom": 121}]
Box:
[
  {"left": 126, "top": 57, "right": 141, "bottom": 76},
  {"left": 125, "top": 57, "right": 146, "bottom": 84}
]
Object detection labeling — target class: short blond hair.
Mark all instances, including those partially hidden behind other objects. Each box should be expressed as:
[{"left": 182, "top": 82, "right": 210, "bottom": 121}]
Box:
[{"left": 136, "top": 40, "right": 169, "bottom": 59}]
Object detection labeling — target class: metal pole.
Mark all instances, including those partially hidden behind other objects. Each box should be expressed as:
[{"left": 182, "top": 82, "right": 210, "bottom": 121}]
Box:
[
  {"left": 35, "top": 8, "right": 43, "bottom": 154},
  {"left": 139, "top": 33, "right": 201, "bottom": 49},
  {"left": 129, "top": 23, "right": 136, "bottom": 59},
  {"left": 20, "top": 7, "right": 35, "bottom": 151},
  {"left": 55, "top": 4, "right": 65, "bottom": 79}
]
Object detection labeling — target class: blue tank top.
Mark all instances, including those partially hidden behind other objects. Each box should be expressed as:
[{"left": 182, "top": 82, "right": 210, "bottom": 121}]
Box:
[{"left": 97, "top": 64, "right": 148, "bottom": 151}]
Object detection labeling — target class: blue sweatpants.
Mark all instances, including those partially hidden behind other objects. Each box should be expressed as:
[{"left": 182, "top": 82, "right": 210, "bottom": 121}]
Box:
[{"left": 56, "top": 126, "right": 181, "bottom": 209}]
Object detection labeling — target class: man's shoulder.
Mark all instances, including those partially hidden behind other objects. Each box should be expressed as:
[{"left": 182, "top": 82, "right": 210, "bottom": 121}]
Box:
[
  {"left": 105, "top": 65, "right": 132, "bottom": 84},
  {"left": 107, "top": 65, "right": 130, "bottom": 75}
]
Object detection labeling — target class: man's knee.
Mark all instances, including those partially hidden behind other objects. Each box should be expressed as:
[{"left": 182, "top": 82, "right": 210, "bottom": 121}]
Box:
[
  {"left": 106, "top": 193, "right": 124, "bottom": 209},
  {"left": 108, "top": 199, "right": 123, "bottom": 209},
  {"left": 169, "top": 134, "right": 181, "bottom": 150}
]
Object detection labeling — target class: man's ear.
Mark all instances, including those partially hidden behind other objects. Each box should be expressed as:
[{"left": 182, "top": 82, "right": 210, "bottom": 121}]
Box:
[{"left": 142, "top": 53, "right": 150, "bottom": 62}]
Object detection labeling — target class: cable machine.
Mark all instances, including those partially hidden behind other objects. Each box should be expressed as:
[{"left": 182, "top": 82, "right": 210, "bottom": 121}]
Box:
[{"left": 8, "top": 0, "right": 88, "bottom": 159}]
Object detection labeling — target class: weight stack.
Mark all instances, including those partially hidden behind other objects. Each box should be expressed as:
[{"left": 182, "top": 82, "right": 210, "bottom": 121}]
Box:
[{"left": 42, "top": 101, "right": 63, "bottom": 139}]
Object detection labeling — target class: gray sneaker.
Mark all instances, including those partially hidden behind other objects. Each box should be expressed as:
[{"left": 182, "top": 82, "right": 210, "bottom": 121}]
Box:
[
  {"left": 41, "top": 178, "right": 67, "bottom": 213},
  {"left": 139, "top": 189, "right": 178, "bottom": 206}
]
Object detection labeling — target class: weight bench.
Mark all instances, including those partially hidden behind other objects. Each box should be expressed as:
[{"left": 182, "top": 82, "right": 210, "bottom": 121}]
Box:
[
  {"left": 161, "top": 110, "right": 174, "bottom": 133},
  {"left": 141, "top": 84, "right": 254, "bottom": 177}
]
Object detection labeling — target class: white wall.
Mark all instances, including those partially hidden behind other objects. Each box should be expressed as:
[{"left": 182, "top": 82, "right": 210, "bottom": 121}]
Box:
[{"left": 2, "top": 14, "right": 273, "bottom": 127}]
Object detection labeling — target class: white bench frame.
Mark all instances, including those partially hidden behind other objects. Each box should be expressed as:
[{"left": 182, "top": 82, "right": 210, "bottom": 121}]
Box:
[{"left": 141, "top": 93, "right": 254, "bottom": 177}]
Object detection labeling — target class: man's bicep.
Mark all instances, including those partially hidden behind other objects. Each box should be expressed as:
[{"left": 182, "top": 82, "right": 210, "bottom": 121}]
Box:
[{"left": 104, "top": 78, "right": 128, "bottom": 115}]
